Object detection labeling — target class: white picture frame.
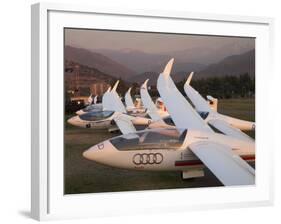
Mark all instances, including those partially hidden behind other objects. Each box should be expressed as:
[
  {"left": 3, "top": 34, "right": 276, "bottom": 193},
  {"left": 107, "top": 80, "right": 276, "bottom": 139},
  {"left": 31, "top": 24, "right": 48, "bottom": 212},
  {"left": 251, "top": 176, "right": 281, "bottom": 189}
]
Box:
[{"left": 31, "top": 2, "right": 274, "bottom": 221}]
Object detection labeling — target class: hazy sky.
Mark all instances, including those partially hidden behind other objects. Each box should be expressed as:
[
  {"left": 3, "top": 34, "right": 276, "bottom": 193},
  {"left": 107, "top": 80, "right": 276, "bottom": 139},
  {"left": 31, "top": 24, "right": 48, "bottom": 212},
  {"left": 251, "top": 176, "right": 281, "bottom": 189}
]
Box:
[{"left": 65, "top": 28, "right": 255, "bottom": 54}]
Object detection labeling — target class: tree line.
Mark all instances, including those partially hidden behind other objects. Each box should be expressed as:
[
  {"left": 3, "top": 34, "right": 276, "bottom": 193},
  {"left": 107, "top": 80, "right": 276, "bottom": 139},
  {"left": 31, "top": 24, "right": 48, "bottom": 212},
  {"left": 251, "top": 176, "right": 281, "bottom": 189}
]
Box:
[
  {"left": 175, "top": 73, "right": 255, "bottom": 99},
  {"left": 110, "top": 73, "right": 255, "bottom": 99},
  {"left": 65, "top": 73, "right": 255, "bottom": 104}
]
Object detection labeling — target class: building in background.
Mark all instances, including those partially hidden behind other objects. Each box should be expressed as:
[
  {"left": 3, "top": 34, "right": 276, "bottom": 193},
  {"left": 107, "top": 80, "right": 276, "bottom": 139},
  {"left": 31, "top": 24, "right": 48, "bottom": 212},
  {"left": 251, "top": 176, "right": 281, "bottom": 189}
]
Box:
[{"left": 90, "top": 82, "right": 111, "bottom": 96}]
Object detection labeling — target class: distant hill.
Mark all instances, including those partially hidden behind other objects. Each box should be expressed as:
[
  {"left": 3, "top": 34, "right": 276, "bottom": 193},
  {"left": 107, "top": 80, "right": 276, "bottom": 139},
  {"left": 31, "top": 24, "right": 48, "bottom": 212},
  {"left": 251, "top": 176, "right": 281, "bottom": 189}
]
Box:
[
  {"left": 94, "top": 48, "right": 169, "bottom": 73},
  {"left": 94, "top": 48, "right": 206, "bottom": 74},
  {"left": 65, "top": 46, "right": 136, "bottom": 79},
  {"left": 127, "top": 72, "right": 159, "bottom": 85},
  {"left": 64, "top": 46, "right": 255, "bottom": 89},
  {"left": 126, "top": 49, "right": 255, "bottom": 85},
  {"left": 128, "top": 70, "right": 199, "bottom": 85},
  {"left": 197, "top": 49, "right": 255, "bottom": 79},
  {"left": 65, "top": 60, "right": 115, "bottom": 95}
]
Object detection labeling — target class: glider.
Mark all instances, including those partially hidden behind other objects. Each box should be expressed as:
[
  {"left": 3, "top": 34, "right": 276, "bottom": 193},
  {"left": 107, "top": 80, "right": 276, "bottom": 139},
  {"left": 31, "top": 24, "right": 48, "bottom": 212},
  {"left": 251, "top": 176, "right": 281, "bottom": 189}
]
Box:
[
  {"left": 184, "top": 72, "right": 255, "bottom": 132},
  {"left": 68, "top": 81, "right": 152, "bottom": 133},
  {"left": 83, "top": 59, "right": 255, "bottom": 186}
]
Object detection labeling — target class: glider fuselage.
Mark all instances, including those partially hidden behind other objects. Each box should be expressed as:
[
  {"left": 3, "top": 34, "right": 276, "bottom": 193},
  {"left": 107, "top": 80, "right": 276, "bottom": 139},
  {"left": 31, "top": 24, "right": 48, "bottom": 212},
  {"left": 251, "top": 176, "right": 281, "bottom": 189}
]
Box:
[
  {"left": 68, "top": 110, "right": 152, "bottom": 129},
  {"left": 83, "top": 129, "right": 255, "bottom": 171}
]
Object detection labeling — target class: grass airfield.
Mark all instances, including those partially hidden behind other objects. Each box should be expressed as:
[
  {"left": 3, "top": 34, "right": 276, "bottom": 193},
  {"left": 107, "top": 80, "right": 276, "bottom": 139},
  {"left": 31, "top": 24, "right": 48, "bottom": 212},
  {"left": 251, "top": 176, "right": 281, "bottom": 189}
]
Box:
[{"left": 64, "top": 98, "right": 255, "bottom": 194}]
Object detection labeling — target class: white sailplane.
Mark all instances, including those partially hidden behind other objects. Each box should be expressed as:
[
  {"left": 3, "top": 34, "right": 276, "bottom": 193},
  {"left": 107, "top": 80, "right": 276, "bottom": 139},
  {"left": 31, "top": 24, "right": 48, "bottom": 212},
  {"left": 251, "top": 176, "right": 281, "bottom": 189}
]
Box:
[
  {"left": 83, "top": 59, "right": 255, "bottom": 186},
  {"left": 184, "top": 72, "right": 255, "bottom": 132},
  {"left": 68, "top": 81, "right": 152, "bottom": 132}
]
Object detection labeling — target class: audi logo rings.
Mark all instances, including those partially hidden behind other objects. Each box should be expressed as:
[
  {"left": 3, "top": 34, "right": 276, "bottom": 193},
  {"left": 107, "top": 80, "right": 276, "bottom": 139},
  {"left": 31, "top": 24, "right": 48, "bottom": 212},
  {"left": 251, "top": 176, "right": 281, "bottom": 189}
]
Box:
[{"left": 133, "top": 153, "right": 163, "bottom": 165}]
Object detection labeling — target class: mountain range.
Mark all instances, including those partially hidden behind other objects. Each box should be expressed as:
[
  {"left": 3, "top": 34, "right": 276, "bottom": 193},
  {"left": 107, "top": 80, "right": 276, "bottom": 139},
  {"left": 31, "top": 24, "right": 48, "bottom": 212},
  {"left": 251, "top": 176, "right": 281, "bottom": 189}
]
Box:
[
  {"left": 65, "top": 46, "right": 136, "bottom": 79},
  {"left": 127, "top": 50, "right": 255, "bottom": 85},
  {"left": 94, "top": 41, "right": 253, "bottom": 74},
  {"left": 94, "top": 48, "right": 206, "bottom": 74},
  {"left": 65, "top": 45, "right": 255, "bottom": 86},
  {"left": 196, "top": 49, "right": 255, "bottom": 79}
]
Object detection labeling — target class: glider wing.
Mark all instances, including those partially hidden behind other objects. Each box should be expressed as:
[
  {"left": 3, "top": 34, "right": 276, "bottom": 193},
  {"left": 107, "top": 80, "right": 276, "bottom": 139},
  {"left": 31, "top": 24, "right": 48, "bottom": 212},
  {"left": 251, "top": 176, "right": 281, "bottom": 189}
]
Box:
[{"left": 189, "top": 141, "right": 255, "bottom": 186}]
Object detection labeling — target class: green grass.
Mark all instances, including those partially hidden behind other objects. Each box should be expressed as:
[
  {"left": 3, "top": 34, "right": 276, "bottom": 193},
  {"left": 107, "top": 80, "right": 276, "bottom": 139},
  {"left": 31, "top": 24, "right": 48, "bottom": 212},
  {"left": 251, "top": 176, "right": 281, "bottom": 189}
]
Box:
[
  {"left": 218, "top": 98, "right": 255, "bottom": 121},
  {"left": 217, "top": 98, "right": 255, "bottom": 138},
  {"left": 64, "top": 98, "right": 255, "bottom": 194}
]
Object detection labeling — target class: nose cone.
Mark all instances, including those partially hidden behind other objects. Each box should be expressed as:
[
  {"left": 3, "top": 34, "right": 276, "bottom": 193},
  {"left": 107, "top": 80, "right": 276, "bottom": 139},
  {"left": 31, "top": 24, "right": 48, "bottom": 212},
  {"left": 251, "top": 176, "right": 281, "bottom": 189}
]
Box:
[
  {"left": 76, "top": 110, "right": 84, "bottom": 115},
  {"left": 83, "top": 140, "right": 114, "bottom": 163},
  {"left": 82, "top": 141, "right": 107, "bottom": 161},
  {"left": 67, "top": 116, "right": 78, "bottom": 126},
  {"left": 83, "top": 145, "right": 98, "bottom": 161}
]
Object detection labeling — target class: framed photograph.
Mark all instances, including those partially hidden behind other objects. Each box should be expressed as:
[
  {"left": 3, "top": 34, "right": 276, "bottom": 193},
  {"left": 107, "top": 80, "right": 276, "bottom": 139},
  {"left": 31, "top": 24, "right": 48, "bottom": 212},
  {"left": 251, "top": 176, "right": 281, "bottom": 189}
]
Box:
[{"left": 31, "top": 2, "right": 274, "bottom": 221}]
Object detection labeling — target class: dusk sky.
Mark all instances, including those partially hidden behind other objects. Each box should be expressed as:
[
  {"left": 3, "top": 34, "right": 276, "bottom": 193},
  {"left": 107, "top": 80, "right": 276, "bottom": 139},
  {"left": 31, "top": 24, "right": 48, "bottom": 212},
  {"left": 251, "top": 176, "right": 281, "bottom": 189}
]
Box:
[{"left": 65, "top": 28, "right": 255, "bottom": 55}]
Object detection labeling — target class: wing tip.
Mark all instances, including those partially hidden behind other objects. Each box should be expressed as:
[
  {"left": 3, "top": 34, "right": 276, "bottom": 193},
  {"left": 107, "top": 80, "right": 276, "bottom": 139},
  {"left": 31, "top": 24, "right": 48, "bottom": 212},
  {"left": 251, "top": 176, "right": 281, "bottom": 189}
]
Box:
[
  {"left": 185, "top": 72, "right": 194, "bottom": 86},
  {"left": 112, "top": 80, "right": 120, "bottom": 92},
  {"left": 126, "top": 87, "right": 132, "bottom": 94},
  {"left": 162, "top": 58, "right": 174, "bottom": 78},
  {"left": 106, "top": 86, "right": 112, "bottom": 92},
  {"left": 142, "top": 79, "right": 149, "bottom": 89}
]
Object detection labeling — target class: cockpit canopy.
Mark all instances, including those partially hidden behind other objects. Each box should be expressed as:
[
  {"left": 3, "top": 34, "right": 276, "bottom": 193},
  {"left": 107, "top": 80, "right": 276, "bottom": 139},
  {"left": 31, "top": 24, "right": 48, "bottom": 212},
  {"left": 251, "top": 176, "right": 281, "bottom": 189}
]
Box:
[
  {"left": 82, "top": 104, "right": 103, "bottom": 112},
  {"left": 110, "top": 129, "right": 187, "bottom": 151},
  {"left": 79, "top": 110, "right": 114, "bottom": 121}
]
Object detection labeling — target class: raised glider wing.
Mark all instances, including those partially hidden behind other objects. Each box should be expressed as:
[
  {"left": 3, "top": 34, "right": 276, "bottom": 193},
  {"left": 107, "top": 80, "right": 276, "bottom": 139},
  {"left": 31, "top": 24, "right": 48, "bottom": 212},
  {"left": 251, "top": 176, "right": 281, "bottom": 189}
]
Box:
[
  {"left": 140, "top": 79, "right": 167, "bottom": 121},
  {"left": 93, "top": 95, "right": 98, "bottom": 104},
  {"left": 157, "top": 58, "right": 255, "bottom": 186},
  {"left": 106, "top": 82, "right": 136, "bottom": 134},
  {"left": 184, "top": 72, "right": 255, "bottom": 132},
  {"left": 157, "top": 59, "right": 213, "bottom": 133},
  {"left": 87, "top": 94, "right": 93, "bottom": 105},
  {"left": 107, "top": 80, "right": 127, "bottom": 113},
  {"left": 104, "top": 81, "right": 153, "bottom": 134},
  {"left": 125, "top": 87, "right": 135, "bottom": 109},
  {"left": 101, "top": 86, "right": 112, "bottom": 111},
  {"left": 140, "top": 79, "right": 173, "bottom": 129}
]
